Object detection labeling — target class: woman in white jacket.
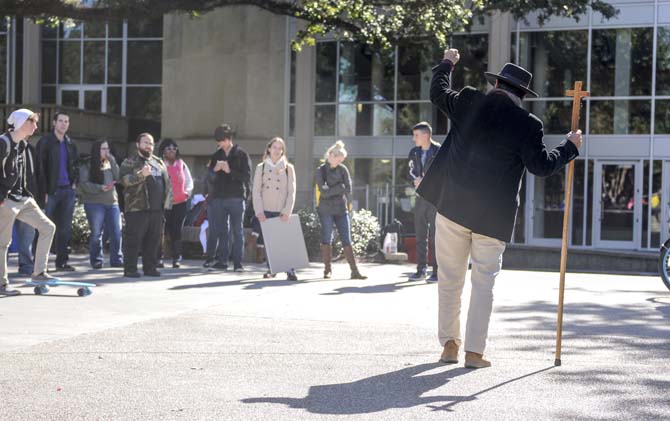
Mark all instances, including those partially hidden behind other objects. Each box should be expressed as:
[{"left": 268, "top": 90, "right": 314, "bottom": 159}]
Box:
[{"left": 252, "top": 137, "right": 297, "bottom": 280}]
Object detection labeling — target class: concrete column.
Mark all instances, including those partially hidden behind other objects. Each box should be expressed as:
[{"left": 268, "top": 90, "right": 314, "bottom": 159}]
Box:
[
  {"left": 22, "top": 19, "right": 41, "bottom": 104},
  {"left": 487, "top": 12, "right": 513, "bottom": 75},
  {"left": 293, "top": 44, "right": 316, "bottom": 207}
]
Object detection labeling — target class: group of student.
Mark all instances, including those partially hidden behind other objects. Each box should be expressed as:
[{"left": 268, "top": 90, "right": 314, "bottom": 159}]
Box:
[{"left": 0, "top": 111, "right": 375, "bottom": 295}]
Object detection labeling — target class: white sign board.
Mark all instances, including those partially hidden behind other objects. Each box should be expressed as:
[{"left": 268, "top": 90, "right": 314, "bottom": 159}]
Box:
[{"left": 260, "top": 214, "right": 310, "bottom": 274}]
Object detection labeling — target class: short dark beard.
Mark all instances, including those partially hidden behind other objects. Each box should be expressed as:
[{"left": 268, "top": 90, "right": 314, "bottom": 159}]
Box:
[{"left": 139, "top": 149, "right": 151, "bottom": 159}]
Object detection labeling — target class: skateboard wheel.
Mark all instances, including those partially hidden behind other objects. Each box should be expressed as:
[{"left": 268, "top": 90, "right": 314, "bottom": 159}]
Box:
[
  {"left": 34, "top": 286, "right": 42, "bottom": 295},
  {"left": 77, "top": 287, "right": 92, "bottom": 297},
  {"left": 35, "top": 285, "right": 49, "bottom": 295}
]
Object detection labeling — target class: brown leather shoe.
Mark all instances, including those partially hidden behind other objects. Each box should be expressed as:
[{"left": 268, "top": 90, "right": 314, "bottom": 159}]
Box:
[
  {"left": 464, "top": 351, "right": 491, "bottom": 369},
  {"left": 439, "top": 340, "right": 459, "bottom": 364}
]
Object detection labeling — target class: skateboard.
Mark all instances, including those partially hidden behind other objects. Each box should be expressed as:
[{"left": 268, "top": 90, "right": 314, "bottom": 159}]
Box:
[{"left": 26, "top": 279, "right": 96, "bottom": 297}]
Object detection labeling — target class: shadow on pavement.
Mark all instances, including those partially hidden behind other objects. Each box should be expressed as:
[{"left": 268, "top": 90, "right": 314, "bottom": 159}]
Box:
[
  {"left": 242, "top": 363, "right": 553, "bottom": 415},
  {"left": 321, "top": 279, "right": 429, "bottom": 295}
]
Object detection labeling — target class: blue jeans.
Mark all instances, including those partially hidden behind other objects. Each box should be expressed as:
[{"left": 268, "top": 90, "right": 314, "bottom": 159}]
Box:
[
  {"left": 44, "top": 186, "right": 76, "bottom": 266},
  {"left": 84, "top": 203, "right": 123, "bottom": 267},
  {"left": 207, "top": 197, "right": 245, "bottom": 267},
  {"left": 15, "top": 220, "right": 35, "bottom": 275},
  {"left": 319, "top": 212, "right": 352, "bottom": 246}
]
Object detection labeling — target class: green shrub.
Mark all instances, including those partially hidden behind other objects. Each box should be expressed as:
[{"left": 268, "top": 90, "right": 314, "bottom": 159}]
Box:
[
  {"left": 70, "top": 201, "right": 90, "bottom": 253},
  {"left": 297, "top": 207, "right": 380, "bottom": 260}
]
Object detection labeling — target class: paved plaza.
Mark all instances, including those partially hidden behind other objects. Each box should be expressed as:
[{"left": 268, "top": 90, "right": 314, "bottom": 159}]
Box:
[{"left": 1, "top": 255, "right": 669, "bottom": 420}]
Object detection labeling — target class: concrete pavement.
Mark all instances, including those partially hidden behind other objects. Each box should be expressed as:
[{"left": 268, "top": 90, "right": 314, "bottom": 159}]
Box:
[{"left": 1, "top": 254, "right": 669, "bottom": 420}]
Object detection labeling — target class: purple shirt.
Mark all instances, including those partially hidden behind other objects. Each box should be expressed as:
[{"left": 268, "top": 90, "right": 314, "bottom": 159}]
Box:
[{"left": 57, "top": 140, "right": 70, "bottom": 187}]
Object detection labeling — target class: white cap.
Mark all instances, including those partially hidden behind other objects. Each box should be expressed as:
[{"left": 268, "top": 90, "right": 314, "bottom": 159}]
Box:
[{"left": 7, "top": 108, "right": 36, "bottom": 131}]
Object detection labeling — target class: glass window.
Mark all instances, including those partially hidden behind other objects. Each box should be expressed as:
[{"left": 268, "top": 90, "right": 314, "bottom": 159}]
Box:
[
  {"left": 591, "top": 28, "right": 653, "bottom": 97},
  {"left": 107, "top": 22, "right": 123, "bottom": 38},
  {"left": 518, "top": 31, "right": 588, "bottom": 98},
  {"left": 572, "top": 160, "right": 586, "bottom": 246},
  {"left": 84, "top": 21, "right": 106, "bottom": 38},
  {"left": 60, "top": 21, "right": 83, "bottom": 39},
  {"left": 83, "top": 41, "right": 105, "bottom": 84},
  {"left": 393, "top": 158, "right": 416, "bottom": 234},
  {"left": 127, "top": 87, "right": 161, "bottom": 121},
  {"left": 42, "top": 86, "right": 56, "bottom": 104},
  {"left": 288, "top": 105, "right": 295, "bottom": 137},
  {"left": 289, "top": 50, "right": 296, "bottom": 104},
  {"left": 397, "top": 41, "right": 441, "bottom": 101},
  {"left": 127, "top": 18, "right": 163, "bottom": 38},
  {"left": 0, "top": 35, "right": 6, "bottom": 103},
  {"left": 42, "top": 23, "right": 58, "bottom": 39},
  {"left": 650, "top": 160, "right": 662, "bottom": 248},
  {"left": 61, "top": 90, "right": 79, "bottom": 108},
  {"left": 107, "top": 41, "right": 122, "bottom": 84},
  {"left": 656, "top": 27, "right": 670, "bottom": 96},
  {"left": 314, "top": 105, "right": 335, "bottom": 136},
  {"left": 655, "top": 100, "right": 670, "bottom": 134},
  {"left": 339, "top": 42, "right": 394, "bottom": 102},
  {"left": 41, "top": 41, "right": 57, "bottom": 84},
  {"left": 59, "top": 41, "right": 81, "bottom": 84},
  {"left": 450, "top": 34, "right": 489, "bottom": 92},
  {"left": 527, "top": 100, "right": 585, "bottom": 134},
  {"left": 338, "top": 103, "right": 394, "bottom": 136},
  {"left": 127, "top": 41, "right": 162, "bottom": 84},
  {"left": 348, "top": 158, "right": 393, "bottom": 213},
  {"left": 396, "top": 103, "right": 448, "bottom": 136},
  {"left": 589, "top": 100, "right": 651, "bottom": 134},
  {"left": 84, "top": 90, "right": 102, "bottom": 112},
  {"left": 107, "top": 87, "right": 122, "bottom": 115},
  {"left": 315, "top": 42, "right": 336, "bottom": 103}
]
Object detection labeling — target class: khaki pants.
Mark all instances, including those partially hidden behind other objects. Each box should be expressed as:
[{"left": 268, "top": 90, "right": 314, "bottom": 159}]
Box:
[
  {"left": 0, "top": 197, "right": 55, "bottom": 286},
  {"left": 435, "top": 214, "right": 506, "bottom": 354}
]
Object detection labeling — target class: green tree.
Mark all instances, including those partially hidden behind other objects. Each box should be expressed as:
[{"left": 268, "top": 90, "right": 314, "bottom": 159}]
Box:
[{"left": 1, "top": 0, "right": 617, "bottom": 50}]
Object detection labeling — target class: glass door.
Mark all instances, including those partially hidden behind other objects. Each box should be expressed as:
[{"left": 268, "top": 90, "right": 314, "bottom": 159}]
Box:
[{"left": 593, "top": 161, "right": 642, "bottom": 249}]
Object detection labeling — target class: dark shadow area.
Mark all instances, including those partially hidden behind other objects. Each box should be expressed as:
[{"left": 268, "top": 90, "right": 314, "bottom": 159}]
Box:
[
  {"left": 242, "top": 363, "right": 553, "bottom": 415},
  {"left": 495, "top": 298, "right": 670, "bottom": 419},
  {"left": 321, "top": 279, "right": 427, "bottom": 295}
]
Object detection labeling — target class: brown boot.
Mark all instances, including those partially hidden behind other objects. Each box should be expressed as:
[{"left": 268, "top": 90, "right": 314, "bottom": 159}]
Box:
[
  {"left": 464, "top": 351, "right": 491, "bottom": 369},
  {"left": 343, "top": 245, "right": 367, "bottom": 280},
  {"left": 320, "top": 244, "right": 332, "bottom": 279},
  {"left": 439, "top": 340, "right": 459, "bottom": 364}
]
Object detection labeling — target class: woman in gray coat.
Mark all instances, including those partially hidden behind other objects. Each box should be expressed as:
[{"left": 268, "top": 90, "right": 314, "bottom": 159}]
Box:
[{"left": 316, "top": 140, "right": 366, "bottom": 280}]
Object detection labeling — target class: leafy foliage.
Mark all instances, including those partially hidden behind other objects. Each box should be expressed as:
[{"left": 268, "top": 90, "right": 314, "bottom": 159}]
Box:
[
  {"left": 298, "top": 207, "right": 380, "bottom": 260},
  {"left": 1, "top": 0, "right": 618, "bottom": 51}
]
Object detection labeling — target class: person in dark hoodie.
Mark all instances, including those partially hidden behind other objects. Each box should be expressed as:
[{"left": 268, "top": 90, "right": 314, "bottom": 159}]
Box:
[
  {"left": 0, "top": 109, "right": 56, "bottom": 296},
  {"left": 36, "top": 110, "right": 79, "bottom": 272},
  {"left": 203, "top": 124, "right": 251, "bottom": 272},
  {"left": 417, "top": 49, "right": 582, "bottom": 369}
]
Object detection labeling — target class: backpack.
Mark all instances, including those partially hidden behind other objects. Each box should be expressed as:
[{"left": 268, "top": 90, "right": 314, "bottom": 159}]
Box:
[{"left": 0, "top": 134, "right": 11, "bottom": 178}]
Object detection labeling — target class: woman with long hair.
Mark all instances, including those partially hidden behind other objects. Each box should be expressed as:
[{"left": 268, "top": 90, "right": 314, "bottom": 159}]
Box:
[
  {"left": 316, "top": 140, "right": 366, "bottom": 280},
  {"left": 77, "top": 139, "right": 123, "bottom": 269},
  {"left": 252, "top": 137, "right": 297, "bottom": 280},
  {"left": 159, "top": 138, "right": 193, "bottom": 268}
]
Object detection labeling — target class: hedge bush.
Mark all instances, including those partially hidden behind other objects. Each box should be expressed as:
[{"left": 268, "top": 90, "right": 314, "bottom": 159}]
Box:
[{"left": 297, "top": 207, "right": 380, "bottom": 260}]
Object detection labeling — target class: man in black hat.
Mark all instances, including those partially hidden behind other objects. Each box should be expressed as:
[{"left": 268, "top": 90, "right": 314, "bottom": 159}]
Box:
[{"left": 417, "top": 49, "right": 582, "bottom": 369}]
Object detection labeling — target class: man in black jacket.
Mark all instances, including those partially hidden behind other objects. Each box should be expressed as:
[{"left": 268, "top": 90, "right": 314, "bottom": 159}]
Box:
[
  {"left": 0, "top": 109, "right": 56, "bottom": 295},
  {"left": 36, "top": 111, "right": 79, "bottom": 271},
  {"left": 408, "top": 121, "right": 441, "bottom": 282},
  {"left": 418, "top": 49, "right": 582, "bottom": 369},
  {"left": 204, "top": 124, "right": 251, "bottom": 271}
]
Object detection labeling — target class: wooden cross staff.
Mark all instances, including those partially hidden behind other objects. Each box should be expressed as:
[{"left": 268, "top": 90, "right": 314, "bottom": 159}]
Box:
[{"left": 555, "top": 81, "right": 589, "bottom": 367}]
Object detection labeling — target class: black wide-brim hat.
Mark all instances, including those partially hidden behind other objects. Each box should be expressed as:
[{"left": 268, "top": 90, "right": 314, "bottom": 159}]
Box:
[{"left": 485, "top": 63, "right": 539, "bottom": 98}]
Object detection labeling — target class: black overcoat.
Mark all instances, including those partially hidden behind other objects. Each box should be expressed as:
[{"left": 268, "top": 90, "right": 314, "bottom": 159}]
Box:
[{"left": 417, "top": 61, "right": 579, "bottom": 242}]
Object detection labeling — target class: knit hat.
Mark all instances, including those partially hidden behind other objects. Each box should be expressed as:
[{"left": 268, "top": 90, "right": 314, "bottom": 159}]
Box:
[{"left": 7, "top": 108, "right": 37, "bottom": 131}]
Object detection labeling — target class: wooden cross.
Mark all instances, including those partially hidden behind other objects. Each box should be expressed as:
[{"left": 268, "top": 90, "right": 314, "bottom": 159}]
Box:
[{"left": 555, "top": 81, "right": 589, "bottom": 366}]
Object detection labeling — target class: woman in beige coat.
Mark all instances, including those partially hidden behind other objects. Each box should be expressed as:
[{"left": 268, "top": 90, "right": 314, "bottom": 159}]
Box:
[{"left": 252, "top": 137, "right": 297, "bottom": 280}]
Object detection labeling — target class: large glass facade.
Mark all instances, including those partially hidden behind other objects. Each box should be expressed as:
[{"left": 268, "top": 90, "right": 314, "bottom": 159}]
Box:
[
  {"left": 512, "top": 7, "right": 667, "bottom": 250},
  {"left": 0, "top": 18, "right": 7, "bottom": 104},
  {"left": 304, "top": 34, "right": 489, "bottom": 231},
  {"left": 41, "top": 18, "right": 163, "bottom": 121}
]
